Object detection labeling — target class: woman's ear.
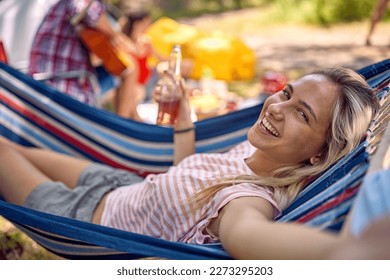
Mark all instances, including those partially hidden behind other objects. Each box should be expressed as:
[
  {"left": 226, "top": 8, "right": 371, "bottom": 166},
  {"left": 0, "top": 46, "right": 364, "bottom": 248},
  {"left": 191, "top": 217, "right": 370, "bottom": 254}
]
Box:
[{"left": 309, "top": 155, "right": 321, "bottom": 165}]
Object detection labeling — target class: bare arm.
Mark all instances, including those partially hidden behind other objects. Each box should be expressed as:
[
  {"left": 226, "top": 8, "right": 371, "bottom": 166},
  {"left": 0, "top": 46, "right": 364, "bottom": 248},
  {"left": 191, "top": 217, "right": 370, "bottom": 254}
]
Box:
[
  {"left": 174, "top": 129, "right": 195, "bottom": 165},
  {"left": 173, "top": 79, "right": 195, "bottom": 165},
  {"left": 93, "top": 12, "right": 117, "bottom": 37},
  {"left": 215, "top": 197, "right": 341, "bottom": 259}
]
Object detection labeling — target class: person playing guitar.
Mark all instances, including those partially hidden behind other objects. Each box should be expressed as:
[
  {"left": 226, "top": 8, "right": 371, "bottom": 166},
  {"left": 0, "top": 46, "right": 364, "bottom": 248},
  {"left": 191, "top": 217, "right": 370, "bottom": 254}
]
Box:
[{"left": 29, "top": 0, "right": 143, "bottom": 120}]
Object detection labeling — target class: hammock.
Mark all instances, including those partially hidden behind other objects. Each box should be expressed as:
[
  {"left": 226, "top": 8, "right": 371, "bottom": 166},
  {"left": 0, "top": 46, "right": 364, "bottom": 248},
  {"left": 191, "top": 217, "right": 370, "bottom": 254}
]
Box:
[{"left": 0, "top": 59, "right": 389, "bottom": 259}]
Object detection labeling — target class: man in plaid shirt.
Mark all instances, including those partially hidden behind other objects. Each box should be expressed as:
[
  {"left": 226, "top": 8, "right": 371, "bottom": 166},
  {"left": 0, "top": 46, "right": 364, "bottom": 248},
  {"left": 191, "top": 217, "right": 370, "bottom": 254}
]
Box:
[{"left": 28, "top": 0, "right": 139, "bottom": 111}]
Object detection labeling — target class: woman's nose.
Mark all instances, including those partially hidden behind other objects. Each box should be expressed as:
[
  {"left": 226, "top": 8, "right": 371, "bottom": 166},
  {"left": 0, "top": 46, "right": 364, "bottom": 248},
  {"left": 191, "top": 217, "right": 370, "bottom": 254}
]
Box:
[{"left": 267, "top": 102, "right": 284, "bottom": 120}]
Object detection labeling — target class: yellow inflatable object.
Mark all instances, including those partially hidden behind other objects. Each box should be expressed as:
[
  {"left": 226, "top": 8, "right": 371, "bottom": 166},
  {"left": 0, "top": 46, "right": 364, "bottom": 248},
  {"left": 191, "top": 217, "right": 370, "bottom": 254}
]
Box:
[
  {"left": 146, "top": 17, "right": 256, "bottom": 81},
  {"left": 146, "top": 17, "right": 203, "bottom": 67}
]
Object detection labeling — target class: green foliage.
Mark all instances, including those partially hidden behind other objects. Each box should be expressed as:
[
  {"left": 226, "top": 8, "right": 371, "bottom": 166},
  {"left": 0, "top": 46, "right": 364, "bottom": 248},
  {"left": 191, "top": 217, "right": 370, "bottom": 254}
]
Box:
[
  {"left": 197, "top": 0, "right": 271, "bottom": 10},
  {"left": 272, "top": 0, "right": 376, "bottom": 26},
  {"left": 150, "top": 0, "right": 273, "bottom": 19},
  {"left": 312, "top": 0, "right": 375, "bottom": 25}
]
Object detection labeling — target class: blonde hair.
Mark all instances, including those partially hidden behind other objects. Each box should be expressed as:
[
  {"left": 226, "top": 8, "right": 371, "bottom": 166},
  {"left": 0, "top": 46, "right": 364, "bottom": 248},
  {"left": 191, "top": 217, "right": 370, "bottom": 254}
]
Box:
[{"left": 194, "top": 68, "right": 379, "bottom": 210}]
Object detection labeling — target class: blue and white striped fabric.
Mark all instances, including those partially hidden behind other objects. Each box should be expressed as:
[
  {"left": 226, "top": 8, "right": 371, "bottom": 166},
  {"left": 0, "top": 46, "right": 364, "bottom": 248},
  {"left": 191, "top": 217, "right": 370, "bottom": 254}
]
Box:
[{"left": 0, "top": 59, "right": 389, "bottom": 259}]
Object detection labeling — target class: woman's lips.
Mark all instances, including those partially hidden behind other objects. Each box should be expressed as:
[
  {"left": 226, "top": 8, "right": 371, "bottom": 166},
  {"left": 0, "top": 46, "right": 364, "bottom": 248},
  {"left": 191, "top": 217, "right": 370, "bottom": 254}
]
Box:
[{"left": 259, "top": 117, "right": 280, "bottom": 137}]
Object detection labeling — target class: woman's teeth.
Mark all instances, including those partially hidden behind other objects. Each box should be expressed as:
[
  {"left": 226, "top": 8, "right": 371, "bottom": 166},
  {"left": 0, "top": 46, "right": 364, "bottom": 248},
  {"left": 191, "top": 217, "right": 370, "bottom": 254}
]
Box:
[{"left": 262, "top": 118, "right": 280, "bottom": 137}]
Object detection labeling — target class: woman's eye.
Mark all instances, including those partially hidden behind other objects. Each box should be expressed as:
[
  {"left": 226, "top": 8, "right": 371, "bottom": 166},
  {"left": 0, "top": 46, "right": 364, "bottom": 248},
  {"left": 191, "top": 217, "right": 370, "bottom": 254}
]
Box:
[
  {"left": 298, "top": 110, "right": 309, "bottom": 123},
  {"left": 282, "top": 90, "right": 290, "bottom": 99}
]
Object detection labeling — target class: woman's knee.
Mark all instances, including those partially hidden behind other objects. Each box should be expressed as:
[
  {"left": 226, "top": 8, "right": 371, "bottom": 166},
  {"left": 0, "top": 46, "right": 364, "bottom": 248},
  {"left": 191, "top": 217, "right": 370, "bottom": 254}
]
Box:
[
  {"left": 0, "top": 139, "right": 16, "bottom": 156},
  {"left": 0, "top": 137, "right": 26, "bottom": 153}
]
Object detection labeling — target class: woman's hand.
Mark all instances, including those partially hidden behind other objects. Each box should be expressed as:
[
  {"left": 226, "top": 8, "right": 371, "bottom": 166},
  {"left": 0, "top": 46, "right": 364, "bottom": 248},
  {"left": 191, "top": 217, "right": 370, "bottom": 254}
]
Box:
[
  {"left": 111, "top": 32, "right": 136, "bottom": 54},
  {"left": 175, "top": 77, "right": 194, "bottom": 131},
  {"left": 154, "top": 69, "right": 195, "bottom": 165},
  {"left": 152, "top": 69, "right": 194, "bottom": 129}
]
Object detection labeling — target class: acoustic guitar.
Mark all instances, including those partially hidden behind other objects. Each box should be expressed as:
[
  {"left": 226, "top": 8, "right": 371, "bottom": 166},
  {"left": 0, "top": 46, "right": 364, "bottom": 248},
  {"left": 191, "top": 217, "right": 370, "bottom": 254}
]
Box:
[
  {"left": 78, "top": 27, "right": 133, "bottom": 76},
  {"left": 71, "top": 0, "right": 133, "bottom": 76}
]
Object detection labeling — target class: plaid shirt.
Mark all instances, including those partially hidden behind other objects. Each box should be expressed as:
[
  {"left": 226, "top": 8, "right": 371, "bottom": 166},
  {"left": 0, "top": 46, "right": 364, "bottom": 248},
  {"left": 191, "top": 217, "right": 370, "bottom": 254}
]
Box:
[{"left": 28, "top": 0, "right": 104, "bottom": 105}]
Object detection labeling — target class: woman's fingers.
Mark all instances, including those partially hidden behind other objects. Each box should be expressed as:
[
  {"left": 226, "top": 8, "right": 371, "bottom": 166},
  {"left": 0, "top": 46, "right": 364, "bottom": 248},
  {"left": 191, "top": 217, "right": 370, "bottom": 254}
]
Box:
[{"left": 179, "top": 78, "right": 188, "bottom": 99}]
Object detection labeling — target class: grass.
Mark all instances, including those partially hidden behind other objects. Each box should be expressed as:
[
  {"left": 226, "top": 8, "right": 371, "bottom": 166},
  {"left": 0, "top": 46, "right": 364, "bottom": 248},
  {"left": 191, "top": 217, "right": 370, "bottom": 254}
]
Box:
[{"left": 0, "top": 216, "right": 60, "bottom": 260}]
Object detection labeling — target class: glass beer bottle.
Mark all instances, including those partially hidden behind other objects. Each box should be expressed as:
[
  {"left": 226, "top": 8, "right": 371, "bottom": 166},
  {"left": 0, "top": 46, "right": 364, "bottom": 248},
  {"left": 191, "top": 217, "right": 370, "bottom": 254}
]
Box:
[{"left": 156, "top": 44, "right": 182, "bottom": 125}]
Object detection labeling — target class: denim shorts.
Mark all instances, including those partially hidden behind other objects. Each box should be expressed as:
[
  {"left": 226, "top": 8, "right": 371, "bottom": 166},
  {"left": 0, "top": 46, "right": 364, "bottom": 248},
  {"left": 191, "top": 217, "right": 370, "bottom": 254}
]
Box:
[{"left": 23, "top": 163, "right": 144, "bottom": 222}]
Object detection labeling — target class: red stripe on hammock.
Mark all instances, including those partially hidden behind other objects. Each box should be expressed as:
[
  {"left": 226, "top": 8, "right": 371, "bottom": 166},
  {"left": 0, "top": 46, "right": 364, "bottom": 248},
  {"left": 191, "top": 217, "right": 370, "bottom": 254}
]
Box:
[{"left": 296, "top": 184, "right": 360, "bottom": 223}]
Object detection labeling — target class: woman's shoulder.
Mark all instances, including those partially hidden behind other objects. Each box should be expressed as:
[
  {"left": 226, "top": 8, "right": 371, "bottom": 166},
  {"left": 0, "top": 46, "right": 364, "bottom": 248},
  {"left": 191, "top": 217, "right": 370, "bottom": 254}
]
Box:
[{"left": 211, "top": 183, "right": 281, "bottom": 221}]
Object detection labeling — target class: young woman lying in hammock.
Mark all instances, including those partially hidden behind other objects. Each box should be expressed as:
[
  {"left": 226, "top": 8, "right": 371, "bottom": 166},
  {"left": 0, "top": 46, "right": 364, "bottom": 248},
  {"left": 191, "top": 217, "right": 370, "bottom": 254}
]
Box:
[{"left": 0, "top": 68, "right": 379, "bottom": 259}]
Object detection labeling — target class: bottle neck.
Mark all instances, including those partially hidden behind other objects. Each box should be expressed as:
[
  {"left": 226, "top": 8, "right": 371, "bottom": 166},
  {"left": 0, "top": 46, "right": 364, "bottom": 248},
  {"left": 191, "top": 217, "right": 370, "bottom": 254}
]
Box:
[{"left": 169, "top": 45, "right": 182, "bottom": 79}]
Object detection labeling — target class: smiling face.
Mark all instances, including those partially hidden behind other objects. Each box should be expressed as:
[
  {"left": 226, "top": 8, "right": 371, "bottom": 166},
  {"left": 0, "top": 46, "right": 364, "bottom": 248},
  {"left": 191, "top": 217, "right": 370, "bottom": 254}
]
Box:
[{"left": 247, "top": 74, "right": 338, "bottom": 170}]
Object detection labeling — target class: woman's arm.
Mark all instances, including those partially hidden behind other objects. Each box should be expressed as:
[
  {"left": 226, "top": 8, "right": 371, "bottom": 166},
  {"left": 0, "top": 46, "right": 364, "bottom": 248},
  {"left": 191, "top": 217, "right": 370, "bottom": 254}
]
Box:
[
  {"left": 173, "top": 79, "right": 195, "bottom": 165},
  {"left": 215, "top": 197, "right": 341, "bottom": 259},
  {"left": 93, "top": 12, "right": 117, "bottom": 37}
]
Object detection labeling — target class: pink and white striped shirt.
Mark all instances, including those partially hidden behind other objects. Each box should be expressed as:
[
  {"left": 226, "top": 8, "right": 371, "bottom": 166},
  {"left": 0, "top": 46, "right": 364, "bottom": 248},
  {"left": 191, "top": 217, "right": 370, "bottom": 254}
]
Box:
[{"left": 101, "top": 141, "right": 281, "bottom": 244}]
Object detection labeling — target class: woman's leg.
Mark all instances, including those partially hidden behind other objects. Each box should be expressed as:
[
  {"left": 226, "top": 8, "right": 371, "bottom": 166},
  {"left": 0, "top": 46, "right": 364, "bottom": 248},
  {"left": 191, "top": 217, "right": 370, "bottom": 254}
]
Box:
[
  {"left": 0, "top": 137, "right": 91, "bottom": 190},
  {"left": 0, "top": 143, "right": 51, "bottom": 205}
]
